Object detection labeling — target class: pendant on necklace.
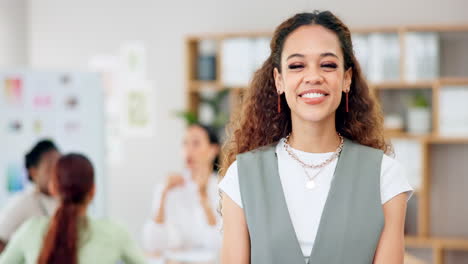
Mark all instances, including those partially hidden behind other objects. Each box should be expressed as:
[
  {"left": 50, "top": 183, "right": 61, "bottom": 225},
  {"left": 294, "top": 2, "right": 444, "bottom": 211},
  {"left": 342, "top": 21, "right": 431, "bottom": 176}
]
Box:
[{"left": 306, "top": 180, "right": 316, "bottom": 189}]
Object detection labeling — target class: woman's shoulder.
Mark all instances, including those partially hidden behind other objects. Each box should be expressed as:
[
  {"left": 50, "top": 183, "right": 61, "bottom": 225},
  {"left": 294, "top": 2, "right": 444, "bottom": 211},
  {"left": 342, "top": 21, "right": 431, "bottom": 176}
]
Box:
[
  {"left": 90, "top": 218, "right": 127, "bottom": 233},
  {"left": 236, "top": 142, "right": 279, "bottom": 160},
  {"left": 89, "top": 218, "right": 134, "bottom": 241},
  {"left": 22, "top": 215, "right": 48, "bottom": 229},
  {"left": 11, "top": 215, "right": 48, "bottom": 241}
]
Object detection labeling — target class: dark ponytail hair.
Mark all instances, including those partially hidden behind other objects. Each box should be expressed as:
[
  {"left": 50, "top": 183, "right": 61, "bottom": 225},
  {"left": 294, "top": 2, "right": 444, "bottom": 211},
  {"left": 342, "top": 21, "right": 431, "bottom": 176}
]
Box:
[
  {"left": 24, "top": 139, "right": 58, "bottom": 181},
  {"left": 38, "top": 154, "right": 94, "bottom": 264}
]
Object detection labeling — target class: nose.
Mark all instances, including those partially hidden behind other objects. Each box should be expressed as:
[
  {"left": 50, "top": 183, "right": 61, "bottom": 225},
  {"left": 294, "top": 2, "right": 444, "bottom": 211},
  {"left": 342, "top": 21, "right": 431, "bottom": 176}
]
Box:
[{"left": 303, "top": 66, "right": 324, "bottom": 85}]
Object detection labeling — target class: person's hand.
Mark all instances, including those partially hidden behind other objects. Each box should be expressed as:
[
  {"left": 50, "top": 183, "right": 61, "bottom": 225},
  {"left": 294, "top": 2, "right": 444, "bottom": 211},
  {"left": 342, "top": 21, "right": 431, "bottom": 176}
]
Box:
[{"left": 164, "top": 173, "right": 185, "bottom": 192}]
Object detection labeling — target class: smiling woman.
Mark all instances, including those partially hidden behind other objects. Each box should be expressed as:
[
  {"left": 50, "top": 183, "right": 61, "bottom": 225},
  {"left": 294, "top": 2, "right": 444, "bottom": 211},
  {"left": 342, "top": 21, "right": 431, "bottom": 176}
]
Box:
[{"left": 219, "top": 11, "right": 413, "bottom": 264}]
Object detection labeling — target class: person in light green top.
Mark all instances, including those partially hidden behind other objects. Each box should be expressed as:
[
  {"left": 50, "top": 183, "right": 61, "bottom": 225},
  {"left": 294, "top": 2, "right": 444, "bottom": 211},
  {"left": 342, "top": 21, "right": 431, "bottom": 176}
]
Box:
[{"left": 0, "top": 153, "right": 146, "bottom": 264}]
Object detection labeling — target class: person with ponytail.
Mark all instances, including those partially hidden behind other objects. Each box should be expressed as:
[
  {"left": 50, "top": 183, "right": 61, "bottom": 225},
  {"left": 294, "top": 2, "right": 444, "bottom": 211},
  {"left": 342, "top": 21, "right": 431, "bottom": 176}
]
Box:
[
  {"left": 0, "top": 139, "right": 59, "bottom": 253},
  {"left": 0, "top": 154, "right": 146, "bottom": 264},
  {"left": 219, "top": 11, "right": 413, "bottom": 264}
]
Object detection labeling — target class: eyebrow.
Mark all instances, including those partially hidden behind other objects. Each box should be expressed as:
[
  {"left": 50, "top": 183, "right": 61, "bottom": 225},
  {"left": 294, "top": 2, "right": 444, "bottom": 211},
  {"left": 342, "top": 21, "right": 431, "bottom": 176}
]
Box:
[{"left": 286, "top": 52, "right": 339, "bottom": 61}]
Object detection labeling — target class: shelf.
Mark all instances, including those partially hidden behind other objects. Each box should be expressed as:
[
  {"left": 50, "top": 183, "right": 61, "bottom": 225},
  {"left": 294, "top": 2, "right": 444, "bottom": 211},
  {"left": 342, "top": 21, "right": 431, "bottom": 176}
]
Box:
[
  {"left": 187, "top": 31, "right": 272, "bottom": 41},
  {"left": 427, "top": 136, "right": 468, "bottom": 144},
  {"left": 371, "top": 81, "right": 435, "bottom": 90},
  {"left": 385, "top": 131, "right": 433, "bottom": 141},
  {"left": 385, "top": 132, "right": 468, "bottom": 144},
  {"left": 188, "top": 80, "right": 222, "bottom": 91},
  {"left": 405, "top": 236, "right": 468, "bottom": 251},
  {"left": 438, "top": 77, "right": 468, "bottom": 86},
  {"left": 187, "top": 24, "right": 468, "bottom": 41},
  {"left": 370, "top": 78, "right": 468, "bottom": 90},
  {"left": 405, "top": 253, "right": 427, "bottom": 264},
  {"left": 405, "top": 24, "right": 468, "bottom": 33},
  {"left": 351, "top": 26, "right": 400, "bottom": 34},
  {"left": 189, "top": 82, "right": 249, "bottom": 92}
]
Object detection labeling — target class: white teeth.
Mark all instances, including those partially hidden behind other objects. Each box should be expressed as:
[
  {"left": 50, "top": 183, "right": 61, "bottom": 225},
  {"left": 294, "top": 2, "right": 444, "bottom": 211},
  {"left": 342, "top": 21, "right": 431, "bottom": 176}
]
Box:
[{"left": 301, "top": 93, "right": 325, "bottom": 98}]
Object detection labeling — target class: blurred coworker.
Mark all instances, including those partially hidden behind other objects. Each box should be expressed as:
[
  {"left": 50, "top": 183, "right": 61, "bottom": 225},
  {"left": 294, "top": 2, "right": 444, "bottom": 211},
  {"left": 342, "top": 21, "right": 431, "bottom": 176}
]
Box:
[
  {"left": 0, "top": 153, "right": 146, "bottom": 264},
  {"left": 143, "top": 124, "right": 221, "bottom": 252},
  {"left": 0, "top": 140, "right": 60, "bottom": 253}
]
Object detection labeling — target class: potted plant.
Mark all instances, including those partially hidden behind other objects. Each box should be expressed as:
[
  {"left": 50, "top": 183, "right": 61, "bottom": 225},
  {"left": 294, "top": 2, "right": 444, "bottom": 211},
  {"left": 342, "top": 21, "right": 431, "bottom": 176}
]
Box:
[
  {"left": 176, "top": 89, "right": 230, "bottom": 135},
  {"left": 407, "top": 92, "right": 431, "bottom": 134}
]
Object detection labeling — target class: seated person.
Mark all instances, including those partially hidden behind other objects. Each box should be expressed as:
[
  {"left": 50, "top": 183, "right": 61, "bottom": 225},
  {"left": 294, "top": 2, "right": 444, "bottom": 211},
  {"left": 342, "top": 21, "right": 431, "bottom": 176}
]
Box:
[
  {"left": 143, "top": 124, "right": 221, "bottom": 252},
  {"left": 0, "top": 153, "right": 146, "bottom": 264},
  {"left": 0, "top": 140, "right": 60, "bottom": 252}
]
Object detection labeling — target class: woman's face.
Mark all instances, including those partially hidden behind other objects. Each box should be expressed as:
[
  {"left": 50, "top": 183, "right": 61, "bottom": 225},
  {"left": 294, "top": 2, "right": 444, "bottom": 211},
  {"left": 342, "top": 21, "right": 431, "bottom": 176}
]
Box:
[
  {"left": 274, "top": 25, "right": 352, "bottom": 124},
  {"left": 183, "top": 126, "right": 218, "bottom": 170},
  {"left": 29, "top": 150, "right": 60, "bottom": 195}
]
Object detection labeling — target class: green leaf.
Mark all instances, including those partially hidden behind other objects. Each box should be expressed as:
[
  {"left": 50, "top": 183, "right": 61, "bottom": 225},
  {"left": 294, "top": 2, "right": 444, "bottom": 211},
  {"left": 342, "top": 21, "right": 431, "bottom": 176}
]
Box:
[
  {"left": 411, "top": 92, "right": 429, "bottom": 108},
  {"left": 174, "top": 111, "right": 198, "bottom": 125}
]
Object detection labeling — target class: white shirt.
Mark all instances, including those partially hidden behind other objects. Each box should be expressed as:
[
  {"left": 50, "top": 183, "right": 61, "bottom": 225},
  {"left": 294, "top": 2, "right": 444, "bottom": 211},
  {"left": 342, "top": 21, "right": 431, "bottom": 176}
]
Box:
[
  {"left": 0, "top": 185, "right": 57, "bottom": 242},
  {"left": 219, "top": 138, "right": 413, "bottom": 256},
  {"left": 142, "top": 171, "right": 221, "bottom": 252}
]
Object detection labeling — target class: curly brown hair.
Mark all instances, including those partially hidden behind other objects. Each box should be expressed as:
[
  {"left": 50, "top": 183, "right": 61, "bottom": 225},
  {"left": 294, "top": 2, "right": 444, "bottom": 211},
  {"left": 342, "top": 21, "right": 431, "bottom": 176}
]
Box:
[{"left": 220, "top": 10, "right": 390, "bottom": 177}]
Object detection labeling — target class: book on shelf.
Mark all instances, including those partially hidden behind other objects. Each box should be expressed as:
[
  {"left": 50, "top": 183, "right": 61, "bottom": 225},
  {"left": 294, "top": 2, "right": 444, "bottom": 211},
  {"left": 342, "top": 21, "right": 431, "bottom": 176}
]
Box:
[{"left": 404, "top": 32, "right": 440, "bottom": 82}]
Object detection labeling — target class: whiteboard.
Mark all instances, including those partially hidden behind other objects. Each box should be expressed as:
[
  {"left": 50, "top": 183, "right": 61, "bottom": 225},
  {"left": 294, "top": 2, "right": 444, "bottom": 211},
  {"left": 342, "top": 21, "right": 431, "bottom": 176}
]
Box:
[{"left": 0, "top": 70, "right": 106, "bottom": 217}]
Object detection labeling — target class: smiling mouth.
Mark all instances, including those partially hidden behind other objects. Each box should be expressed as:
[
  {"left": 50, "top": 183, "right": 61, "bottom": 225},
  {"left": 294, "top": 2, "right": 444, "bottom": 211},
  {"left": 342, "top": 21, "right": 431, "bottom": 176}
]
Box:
[{"left": 299, "top": 92, "right": 328, "bottom": 98}]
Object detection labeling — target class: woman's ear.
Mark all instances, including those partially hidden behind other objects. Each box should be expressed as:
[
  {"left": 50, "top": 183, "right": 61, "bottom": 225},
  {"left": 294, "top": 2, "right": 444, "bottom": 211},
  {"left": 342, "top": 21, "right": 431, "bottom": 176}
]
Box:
[
  {"left": 343, "top": 68, "right": 353, "bottom": 92},
  {"left": 274, "top": 68, "right": 284, "bottom": 94},
  {"left": 29, "top": 167, "right": 37, "bottom": 181}
]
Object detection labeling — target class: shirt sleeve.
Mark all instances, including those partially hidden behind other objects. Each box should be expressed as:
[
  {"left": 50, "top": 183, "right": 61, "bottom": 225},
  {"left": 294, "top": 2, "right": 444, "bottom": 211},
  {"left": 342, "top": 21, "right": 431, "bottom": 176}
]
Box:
[
  {"left": 380, "top": 155, "right": 414, "bottom": 204},
  {"left": 0, "top": 195, "right": 27, "bottom": 242},
  {"left": 218, "top": 161, "right": 243, "bottom": 208},
  {"left": 0, "top": 218, "right": 33, "bottom": 264}
]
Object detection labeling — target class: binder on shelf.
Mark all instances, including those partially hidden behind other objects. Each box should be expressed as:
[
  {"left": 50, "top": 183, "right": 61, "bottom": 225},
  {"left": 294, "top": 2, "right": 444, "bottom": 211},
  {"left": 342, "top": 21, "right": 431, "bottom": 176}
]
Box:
[
  {"left": 438, "top": 86, "right": 468, "bottom": 136},
  {"left": 404, "top": 32, "right": 440, "bottom": 82},
  {"left": 197, "top": 40, "right": 217, "bottom": 81},
  {"left": 367, "top": 33, "right": 400, "bottom": 82}
]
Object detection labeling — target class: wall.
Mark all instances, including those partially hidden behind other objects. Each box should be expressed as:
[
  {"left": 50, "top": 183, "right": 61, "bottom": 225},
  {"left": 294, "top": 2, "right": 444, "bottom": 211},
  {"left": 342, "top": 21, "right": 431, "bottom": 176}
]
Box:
[{"left": 0, "top": 0, "right": 27, "bottom": 68}]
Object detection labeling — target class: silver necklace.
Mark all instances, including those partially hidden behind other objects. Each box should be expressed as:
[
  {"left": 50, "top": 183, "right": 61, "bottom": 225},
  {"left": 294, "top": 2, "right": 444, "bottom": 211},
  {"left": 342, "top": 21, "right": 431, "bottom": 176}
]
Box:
[{"left": 283, "top": 134, "right": 344, "bottom": 189}]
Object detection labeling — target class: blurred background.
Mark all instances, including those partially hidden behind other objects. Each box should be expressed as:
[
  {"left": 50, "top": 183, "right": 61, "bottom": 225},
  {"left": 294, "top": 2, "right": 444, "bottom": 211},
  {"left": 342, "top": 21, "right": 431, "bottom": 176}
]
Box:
[{"left": 1, "top": 0, "right": 468, "bottom": 263}]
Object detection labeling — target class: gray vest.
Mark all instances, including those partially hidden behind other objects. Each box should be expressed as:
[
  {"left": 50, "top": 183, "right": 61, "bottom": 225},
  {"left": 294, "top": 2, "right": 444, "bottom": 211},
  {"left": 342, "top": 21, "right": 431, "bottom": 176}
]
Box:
[{"left": 237, "top": 139, "right": 384, "bottom": 264}]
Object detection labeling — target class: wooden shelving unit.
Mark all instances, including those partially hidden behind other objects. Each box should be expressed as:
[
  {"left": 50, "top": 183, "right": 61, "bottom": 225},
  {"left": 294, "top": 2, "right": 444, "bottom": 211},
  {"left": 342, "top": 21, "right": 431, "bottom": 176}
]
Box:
[{"left": 186, "top": 23, "right": 468, "bottom": 264}]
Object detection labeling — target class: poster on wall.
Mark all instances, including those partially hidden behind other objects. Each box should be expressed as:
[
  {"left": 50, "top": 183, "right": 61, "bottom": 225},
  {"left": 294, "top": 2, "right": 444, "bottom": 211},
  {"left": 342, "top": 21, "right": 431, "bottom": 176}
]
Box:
[
  {"left": 3, "top": 78, "right": 23, "bottom": 106},
  {"left": 123, "top": 80, "right": 155, "bottom": 137}
]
